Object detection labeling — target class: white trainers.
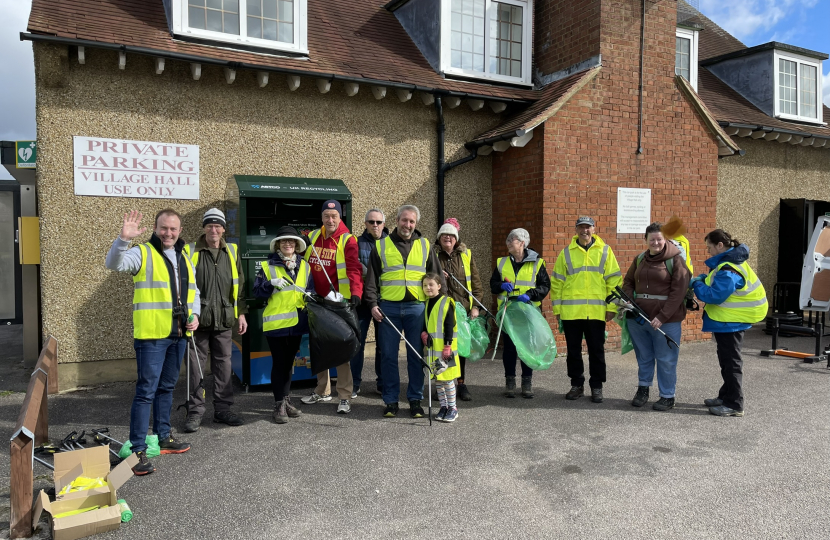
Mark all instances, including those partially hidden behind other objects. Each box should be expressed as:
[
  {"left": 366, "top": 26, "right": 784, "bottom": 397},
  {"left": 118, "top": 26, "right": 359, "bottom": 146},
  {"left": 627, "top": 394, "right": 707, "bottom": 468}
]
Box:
[
  {"left": 337, "top": 400, "right": 351, "bottom": 414},
  {"left": 301, "top": 392, "right": 332, "bottom": 404}
]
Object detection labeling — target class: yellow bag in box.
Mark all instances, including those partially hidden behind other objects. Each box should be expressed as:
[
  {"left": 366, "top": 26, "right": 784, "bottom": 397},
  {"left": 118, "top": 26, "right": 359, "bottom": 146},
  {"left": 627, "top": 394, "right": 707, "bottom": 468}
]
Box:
[{"left": 58, "top": 476, "right": 106, "bottom": 496}]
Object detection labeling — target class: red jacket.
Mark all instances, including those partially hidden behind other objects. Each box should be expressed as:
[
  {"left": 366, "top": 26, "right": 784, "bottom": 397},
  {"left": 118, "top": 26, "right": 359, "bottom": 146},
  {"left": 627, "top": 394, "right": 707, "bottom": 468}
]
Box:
[{"left": 306, "top": 221, "right": 363, "bottom": 299}]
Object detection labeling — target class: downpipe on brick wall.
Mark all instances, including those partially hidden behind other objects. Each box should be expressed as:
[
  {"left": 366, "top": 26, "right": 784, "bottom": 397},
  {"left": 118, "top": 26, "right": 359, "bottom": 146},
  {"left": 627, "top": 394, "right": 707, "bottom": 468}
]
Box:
[{"left": 636, "top": 0, "right": 646, "bottom": 154}]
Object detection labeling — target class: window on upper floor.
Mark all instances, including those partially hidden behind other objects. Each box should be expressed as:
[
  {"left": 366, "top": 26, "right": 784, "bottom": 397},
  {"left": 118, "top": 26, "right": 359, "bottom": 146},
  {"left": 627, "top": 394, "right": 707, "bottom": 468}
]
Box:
[
  {"left": 675, "top": 27, "right": 698, "bottom": 91},
  {"left": 775, "top": 52, "right": 822, "bottom": 122},
  {"left": 441, "top": 0, "right": 532, "bottom": 85},
  {"left": 171, "top": 0, "right": 308, "bottom": 54}
]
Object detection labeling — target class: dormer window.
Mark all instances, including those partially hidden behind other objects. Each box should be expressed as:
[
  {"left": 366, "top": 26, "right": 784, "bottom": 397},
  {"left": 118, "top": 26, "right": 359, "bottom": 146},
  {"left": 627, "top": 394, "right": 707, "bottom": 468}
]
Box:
[
  {"left": 172, "top": 0, "right": 308, "bottom": 54},
  {"left": 441, "top": 0, "right": 532, "bottom": 85},
  {"left": 775, "top": 52, "right": 821, "bottom": 122},
  {"left": 676, "top": 27, "right": 698, "bottom": 91}
]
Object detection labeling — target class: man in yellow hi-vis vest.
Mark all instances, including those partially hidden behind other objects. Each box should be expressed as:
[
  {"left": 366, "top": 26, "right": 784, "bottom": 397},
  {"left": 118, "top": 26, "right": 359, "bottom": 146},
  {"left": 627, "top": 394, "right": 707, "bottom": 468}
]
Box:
[
  {"left": 551, "top": 216, "right": 622, "bottom": 404},
  {"left": 182, "top": 208, "right": 248, "bottom": 433},
  {"left": 106, "top": 209, "right": 201, "bottom": 476},
  {"left": 364, "top": 205, "right": 445, "bottom": 419}
]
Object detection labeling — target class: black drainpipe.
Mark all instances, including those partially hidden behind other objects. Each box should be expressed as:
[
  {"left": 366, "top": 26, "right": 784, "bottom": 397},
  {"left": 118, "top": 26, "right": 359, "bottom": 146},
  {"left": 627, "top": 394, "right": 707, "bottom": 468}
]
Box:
[
  {"left": 636, "top": 0, "right": 646, "bottom": 154},
  {"left": 435, "top": 96, "right": 479, "bottom": 228}
]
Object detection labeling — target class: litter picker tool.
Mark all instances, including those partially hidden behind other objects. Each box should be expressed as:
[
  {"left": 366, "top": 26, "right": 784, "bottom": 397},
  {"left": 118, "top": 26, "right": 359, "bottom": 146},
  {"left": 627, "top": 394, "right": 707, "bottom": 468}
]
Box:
[
  {"left": 605, "top": 286, "right": 680, "bottom": 349},
  {"left": 92, "top": 428, "right": 123, "bottom": 457},
  {"left": 447, "top": 272, "right": 495, "bottom": 319},
  {"left": 179, "top": 315, "right": 205, "bottom": 414},
  {"left": 377, "top": 308, "right": 433, "bottom": 426},
  {"left": 308, "top": 241, "right": 342, "bottom": 300},
  {"left": 490, "top": 279, "right": 517, "bottom": 362}
]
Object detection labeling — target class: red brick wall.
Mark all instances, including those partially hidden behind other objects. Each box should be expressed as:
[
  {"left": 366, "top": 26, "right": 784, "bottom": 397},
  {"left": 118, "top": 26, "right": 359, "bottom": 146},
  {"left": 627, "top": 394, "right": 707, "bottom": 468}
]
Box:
[
  {"left": 496, "top": 0, "right": 720, "bottom": 352},
  {"left": 534, "top": 0, "right": 601, "bottom": 76}
]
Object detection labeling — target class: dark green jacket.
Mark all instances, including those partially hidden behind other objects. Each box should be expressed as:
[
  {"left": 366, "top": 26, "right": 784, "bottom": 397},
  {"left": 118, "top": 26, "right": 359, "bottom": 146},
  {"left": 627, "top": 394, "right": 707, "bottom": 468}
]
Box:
[{"left": 189, "top": 235, "right": 247, "bottom": 331}]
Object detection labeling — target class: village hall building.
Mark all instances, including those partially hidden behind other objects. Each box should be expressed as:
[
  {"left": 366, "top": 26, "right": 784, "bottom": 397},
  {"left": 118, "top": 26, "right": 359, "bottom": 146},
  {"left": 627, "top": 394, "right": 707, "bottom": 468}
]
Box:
[{"left": 8, "top": 0, "right": 829, "bottom": 388}]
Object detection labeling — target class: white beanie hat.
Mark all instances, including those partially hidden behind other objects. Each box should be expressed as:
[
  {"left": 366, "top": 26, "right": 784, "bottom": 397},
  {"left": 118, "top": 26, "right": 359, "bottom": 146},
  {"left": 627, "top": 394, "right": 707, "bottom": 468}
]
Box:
[
  {"left": 437, "top": 222, "right": 459, "bottom": 241},
  {"left": 203, "top": 208, "right": 226, "bottom": 228}
]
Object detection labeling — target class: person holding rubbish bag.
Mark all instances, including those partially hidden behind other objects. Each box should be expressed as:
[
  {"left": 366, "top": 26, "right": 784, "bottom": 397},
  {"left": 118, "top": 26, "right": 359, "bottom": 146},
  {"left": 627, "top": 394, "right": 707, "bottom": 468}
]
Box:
[
  {"left": 489, "top": 228, "right": 550, "bottom": 399},
  {"left": 252, "top": 227, "right": 315, "bottom": 424},
  {"left": 622, "top": 222, "right": 689, "bottom": 411},
  {"left": 433, "top": 217, "right": 484, "bottom": 401},
  {"left": 300, "top": 200, "right": 363, "bottom": 415}
]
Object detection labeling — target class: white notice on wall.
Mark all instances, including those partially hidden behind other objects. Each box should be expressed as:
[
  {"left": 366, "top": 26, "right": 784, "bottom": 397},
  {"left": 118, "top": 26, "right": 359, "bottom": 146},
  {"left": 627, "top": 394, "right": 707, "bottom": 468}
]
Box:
[
  {"left": 617, "top": 187, "right": 651, "bottom": 234},
  {"left": 73, "top": 136, "right": 199, "bottom": 200}
]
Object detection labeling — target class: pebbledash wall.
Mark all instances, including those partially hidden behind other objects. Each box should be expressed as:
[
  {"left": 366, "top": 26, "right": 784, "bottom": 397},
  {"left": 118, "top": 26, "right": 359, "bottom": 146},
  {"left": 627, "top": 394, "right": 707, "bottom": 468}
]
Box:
[
  {"left": 717, "top": 138, "right": 830, "bottom": 294},
  {"left": 494, "top": 0, "right": 720, "bottom": 350},
  {"left": 33, "top": 43, "right": 498, "bottom": 388}
]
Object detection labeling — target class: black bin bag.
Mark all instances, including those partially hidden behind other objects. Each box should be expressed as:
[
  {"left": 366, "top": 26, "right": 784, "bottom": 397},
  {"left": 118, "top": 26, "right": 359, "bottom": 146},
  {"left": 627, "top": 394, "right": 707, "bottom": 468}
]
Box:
[{"left": 306, "top": 295, "right": 361, "bottom": 375}]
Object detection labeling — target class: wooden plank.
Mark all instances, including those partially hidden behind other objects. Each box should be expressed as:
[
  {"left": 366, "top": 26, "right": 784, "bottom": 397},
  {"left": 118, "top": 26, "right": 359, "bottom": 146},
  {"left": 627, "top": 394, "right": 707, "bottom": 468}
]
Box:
[
  {"left": 14, "top": 371, "right": 45, "bottom": 437},
  {"left": 9, "top": 436, "right": 34, "bottom": 539},
  {"left": 35, "top": 383, "right": 48, "bottom": 447},
  {"left": 34, "top": 335, "right": 58, "bottom": 395}
]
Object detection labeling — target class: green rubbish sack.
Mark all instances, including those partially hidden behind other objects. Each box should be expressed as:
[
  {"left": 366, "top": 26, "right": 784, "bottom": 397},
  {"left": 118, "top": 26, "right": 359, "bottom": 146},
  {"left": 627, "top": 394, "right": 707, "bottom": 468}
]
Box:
[
  {"left": 118, "top": 434, "right": 160, "bottom": 459},
  {"left": 615, "top": 313, "right": 634, "bottom": 355},
  {"left": 456, "top": 302, "right": 472, "bottom": 357},
  {"left": 500, "top": 301, "right": 557, "bottom": 370},
  {"left": 467, "top": 316, "right": 490, "bottom": 362}
]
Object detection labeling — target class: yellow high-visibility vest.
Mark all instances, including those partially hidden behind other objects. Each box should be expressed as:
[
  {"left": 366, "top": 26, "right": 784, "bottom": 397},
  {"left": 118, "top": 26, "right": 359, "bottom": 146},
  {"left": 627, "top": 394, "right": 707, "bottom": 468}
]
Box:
[
  {"left": 305, "top": 229, "right": 355, "bottom": 299},
  {"left": 551, "top": 236, "right": 622, "bottom": 320},
  {"left": 377, "top": 236, "right": 429, "bottom": 302},
  {"left": 261, "top": 260, "right": 310, "bottom": 332},
  {"left": 132, "top": 243, "right": 196, "bottom": 339},
  {"left": 704, "top": 260, "right": 768, "bottom": 323},
  {"left": 425, "top": 296, "right": 461, "bottom": 381},
  {"left": 185, "top": 242, "right": 240, "bottom": 318},
  {"left": 459, "top": 249, "right": 473, "bottom": 308},
  {"left": 496, "top": 255, "right": 544, "bottom": 309}
]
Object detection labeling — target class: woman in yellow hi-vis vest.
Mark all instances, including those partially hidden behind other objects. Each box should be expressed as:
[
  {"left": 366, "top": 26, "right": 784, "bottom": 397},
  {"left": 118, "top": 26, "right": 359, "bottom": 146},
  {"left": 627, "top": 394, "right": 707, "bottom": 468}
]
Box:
[
  {"left": 252, "top": 226, "right": 316, "bottom": 424},
  {"left": 692, "top": 229, "right": 768, "bottom": 417}
]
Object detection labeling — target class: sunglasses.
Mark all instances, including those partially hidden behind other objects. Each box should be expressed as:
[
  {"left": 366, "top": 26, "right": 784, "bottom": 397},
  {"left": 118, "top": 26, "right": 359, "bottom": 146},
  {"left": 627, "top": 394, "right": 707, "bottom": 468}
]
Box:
[{"left": 366, "top": 220, "right": 384, "bottom": 225}]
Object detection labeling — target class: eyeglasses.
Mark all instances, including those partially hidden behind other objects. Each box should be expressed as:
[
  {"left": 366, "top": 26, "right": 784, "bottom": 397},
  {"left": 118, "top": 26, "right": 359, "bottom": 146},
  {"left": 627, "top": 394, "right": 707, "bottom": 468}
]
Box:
[{"left": 366, "top": 220, "right": 384, "bottom": 225}]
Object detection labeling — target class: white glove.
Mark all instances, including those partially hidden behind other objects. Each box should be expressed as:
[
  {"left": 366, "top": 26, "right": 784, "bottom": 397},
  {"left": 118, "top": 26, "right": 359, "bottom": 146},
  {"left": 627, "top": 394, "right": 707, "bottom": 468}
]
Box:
[
  {"left": 270, "top": 278, "right": 288, "bottom": 290},
  {"left": 325, "top": 290, "right": 345, "bottom": 302}
]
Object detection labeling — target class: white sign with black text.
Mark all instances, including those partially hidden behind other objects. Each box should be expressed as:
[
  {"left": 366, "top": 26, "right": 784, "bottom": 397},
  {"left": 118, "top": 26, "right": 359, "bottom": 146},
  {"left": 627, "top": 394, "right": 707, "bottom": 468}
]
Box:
[
  {"left": 73, "top": 136, "right": 200, "bottom": 199},
  {"left": 617, "top": 187, "right": 651, "bottom": 234}
]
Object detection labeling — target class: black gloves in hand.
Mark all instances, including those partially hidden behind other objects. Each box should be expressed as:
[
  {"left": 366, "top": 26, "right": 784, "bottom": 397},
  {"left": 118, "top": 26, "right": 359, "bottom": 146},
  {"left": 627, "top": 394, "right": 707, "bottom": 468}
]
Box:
[{"left": 350, "top": 296, "right": 361, "bottom": 308}]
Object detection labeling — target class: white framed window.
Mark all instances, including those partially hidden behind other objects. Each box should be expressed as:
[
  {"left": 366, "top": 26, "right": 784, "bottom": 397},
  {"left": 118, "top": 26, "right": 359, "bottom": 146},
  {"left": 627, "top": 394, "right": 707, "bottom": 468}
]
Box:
[
  {"left": 441, "top": 0, "right": 533, "bottom": 85},
  {"left": 170, "top": 0, "right": 308, "bottom": 55},
  {"left": 774, "top": 50, "right": 824, "bottom": 123},
  {"left": 675, "top": 27, "right": 698, "bottom": 91}
]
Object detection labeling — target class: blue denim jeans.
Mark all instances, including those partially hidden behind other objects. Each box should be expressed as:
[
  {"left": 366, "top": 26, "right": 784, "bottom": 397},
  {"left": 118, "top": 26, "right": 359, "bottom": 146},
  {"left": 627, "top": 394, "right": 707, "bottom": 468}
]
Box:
[
  {"left": 627, "top": 320, "right": 682, "bottom": 398},
  {"left": 350, "top": 311, "right": 382, "bottom": 389},
  {"left": 130, "top": 337, "right": 187, "bottom": 452},
  {"left": 377, "top": 300, "right": 425, "bottom": 404}
]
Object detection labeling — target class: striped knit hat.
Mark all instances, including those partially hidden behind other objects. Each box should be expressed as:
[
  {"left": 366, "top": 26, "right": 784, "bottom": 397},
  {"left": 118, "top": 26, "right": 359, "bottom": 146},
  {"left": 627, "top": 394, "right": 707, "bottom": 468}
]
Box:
[{"left": 203, "top": 208, "right": 226, "bottom": 228}]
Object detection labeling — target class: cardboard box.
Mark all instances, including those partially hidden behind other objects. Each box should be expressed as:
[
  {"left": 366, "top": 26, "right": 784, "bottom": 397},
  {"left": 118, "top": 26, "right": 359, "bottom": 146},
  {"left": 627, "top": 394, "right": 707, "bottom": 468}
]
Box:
[{"left": 33, "top": 446, "right": 138, "bottom": 540}]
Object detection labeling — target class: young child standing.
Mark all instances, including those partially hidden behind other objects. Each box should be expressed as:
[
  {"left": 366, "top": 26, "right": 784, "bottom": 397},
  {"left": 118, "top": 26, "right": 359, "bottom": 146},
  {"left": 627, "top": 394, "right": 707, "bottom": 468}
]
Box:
[{"left": 420, "top": 273, "right": 462, "bottom": 422}]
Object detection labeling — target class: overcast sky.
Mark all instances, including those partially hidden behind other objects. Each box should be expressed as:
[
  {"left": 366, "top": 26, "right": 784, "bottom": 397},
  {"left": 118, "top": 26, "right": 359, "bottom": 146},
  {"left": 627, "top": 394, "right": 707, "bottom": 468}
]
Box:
[{"left": 1, "top": 0, "right": 828, "bottom": 180}]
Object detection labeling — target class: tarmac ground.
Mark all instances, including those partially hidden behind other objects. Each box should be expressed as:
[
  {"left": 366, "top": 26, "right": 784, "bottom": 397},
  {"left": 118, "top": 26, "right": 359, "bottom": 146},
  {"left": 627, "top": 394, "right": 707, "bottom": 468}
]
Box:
[{"left": 1, "top": 323, "right": 828, "bottom": 539}]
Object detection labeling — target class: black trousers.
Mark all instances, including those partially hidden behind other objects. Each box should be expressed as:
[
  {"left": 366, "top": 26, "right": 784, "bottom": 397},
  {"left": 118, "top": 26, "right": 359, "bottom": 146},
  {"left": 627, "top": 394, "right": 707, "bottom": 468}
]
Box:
[
  {"left": 502, "top": 334, "right": 533, "bottom": 378},
  {"left": 713, "top": 331, "right": 744, "bottom": 411},
  {"left": 563, "top": 319, "right": 607, "bottom": 389},
  {"left": 266, "top": 335, "right": 302, "bottom": 402}
]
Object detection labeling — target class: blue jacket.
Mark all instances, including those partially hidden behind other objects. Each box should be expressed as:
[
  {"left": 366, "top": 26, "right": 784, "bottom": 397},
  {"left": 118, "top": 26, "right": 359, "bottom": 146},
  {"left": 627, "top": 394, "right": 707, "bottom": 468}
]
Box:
[
  {"left": 692, "top": 244, "right": 752, "bottom": 333},
  {"left": 253, "top": 253, "right": 316, "bottom": 337}
]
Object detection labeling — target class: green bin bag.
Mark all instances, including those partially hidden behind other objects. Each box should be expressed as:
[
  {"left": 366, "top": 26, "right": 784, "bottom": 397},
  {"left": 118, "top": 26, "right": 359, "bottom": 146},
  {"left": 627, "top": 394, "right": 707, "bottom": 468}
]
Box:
[
  {"left": 615, "top": 314, "right": 634, "bottom": 355},
  {"left": 467, "top": 316, "right": 490, "bottom": 362},
  {"left": 456, "top": 302, "right": 472, "bottom": 357},
  {"left": 501, "top": 301, "right": 557, "bottom": 370},
  {"left": 118, "top": 434, "right": 160, "bottom": 459}
]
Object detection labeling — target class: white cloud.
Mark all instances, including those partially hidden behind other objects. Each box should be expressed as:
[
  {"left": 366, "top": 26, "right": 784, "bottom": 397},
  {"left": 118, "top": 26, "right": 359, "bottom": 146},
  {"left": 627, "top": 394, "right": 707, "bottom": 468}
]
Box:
[
  {"left": 0, "top": 0, "right": 35, "bottom": 180},
  {"left": 823, "top": 68, "right": 830, "bottom": 108},
  {"left": 698, "top": 0, "right": 817, "bottom": 42}
]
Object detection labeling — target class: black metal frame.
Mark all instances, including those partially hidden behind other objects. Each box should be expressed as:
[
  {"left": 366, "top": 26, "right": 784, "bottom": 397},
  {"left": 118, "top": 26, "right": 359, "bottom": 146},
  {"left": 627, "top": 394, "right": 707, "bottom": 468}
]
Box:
[{"left": 0, "top": 181, "right": 22, "bottom": 325}]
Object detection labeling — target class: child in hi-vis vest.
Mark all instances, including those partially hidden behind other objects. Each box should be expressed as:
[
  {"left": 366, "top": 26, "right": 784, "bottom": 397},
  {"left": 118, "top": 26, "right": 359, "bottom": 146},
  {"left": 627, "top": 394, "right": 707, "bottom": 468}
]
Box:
[{"left": 420, "top": 273, "right": 462, "bottom": 422}]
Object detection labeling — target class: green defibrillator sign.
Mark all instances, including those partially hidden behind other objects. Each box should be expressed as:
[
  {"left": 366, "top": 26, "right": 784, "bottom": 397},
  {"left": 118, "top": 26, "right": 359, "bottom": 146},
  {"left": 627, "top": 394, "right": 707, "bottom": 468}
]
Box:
[{"left": 15, "top": 141, "right": 37, "bottom": 169}]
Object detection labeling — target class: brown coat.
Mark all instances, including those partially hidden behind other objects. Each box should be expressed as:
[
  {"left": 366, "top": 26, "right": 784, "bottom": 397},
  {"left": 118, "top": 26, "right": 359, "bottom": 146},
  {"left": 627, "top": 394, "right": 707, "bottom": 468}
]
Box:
[
  {"left": 622, "top": 241, "right": 689, "bottom": 324},
  {"left": 434, "top": 242, "right": 484, "bottom": 312}
]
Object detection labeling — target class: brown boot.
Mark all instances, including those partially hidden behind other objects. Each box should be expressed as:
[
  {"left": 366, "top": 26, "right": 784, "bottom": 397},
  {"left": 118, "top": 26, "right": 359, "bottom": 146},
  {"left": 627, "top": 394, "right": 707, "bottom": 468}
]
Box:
[
  {"left": 284, "top": 396, "right": 302, "bottom": 418},
  {"left": 273, "top": 400, "right": 288, "bottom": 424}
]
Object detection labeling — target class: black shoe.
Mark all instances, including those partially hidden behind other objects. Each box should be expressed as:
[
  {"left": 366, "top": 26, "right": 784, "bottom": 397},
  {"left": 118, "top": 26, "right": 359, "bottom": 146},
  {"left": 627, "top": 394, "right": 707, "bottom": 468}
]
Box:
[
  {"left": 214, "top": 410, "right": 244, "bottom": 426},
  {"left": 565, "top": 386, "right": 584, "bottom": 400},
  {"left": 131, "top": 451, "right": 155, "bottom": 476},
  {"left": 409, "top": 400, "right": 425, "bottom": 418},
  {"left": 383, "top": 402, "right": 399, "bottom": 418},
  {"left": 273, "top": 400, "right": 288, "bottom": 424},
  {"left": 521, "top": 376, "right": 534, "bottom": 399},
  {"left": 631, "top": 386, "right": 649, "bottom": 407},
  {"left": 284, "top": 397, "right": 302, "bottom": 418},
  {"left": 591, "top": 388, "right": 603, "bottom": 403},
  {"left": 158, "top": 433, "right": 191, "bottom": 454},
  {"left": 704, "top": 398, "right": 723, "bottom": 407},
  {"left": 183, "top": 414, "right": 201, "bottom": 433},
  {"left": 504, "top": 376, "right": 516, "bottom": 398},
  {"left": 653, "top": 397, "right": 675, "bottom": 411},
  {"left": 457, "top": 383, "right": 472, "bottom": 401}
]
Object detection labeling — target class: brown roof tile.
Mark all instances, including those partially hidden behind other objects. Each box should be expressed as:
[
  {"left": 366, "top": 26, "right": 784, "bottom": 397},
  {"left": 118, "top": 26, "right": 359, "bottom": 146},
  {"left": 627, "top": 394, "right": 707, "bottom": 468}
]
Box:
[{"left": 26, "top": 0, "right": 536, "bottom": 101}]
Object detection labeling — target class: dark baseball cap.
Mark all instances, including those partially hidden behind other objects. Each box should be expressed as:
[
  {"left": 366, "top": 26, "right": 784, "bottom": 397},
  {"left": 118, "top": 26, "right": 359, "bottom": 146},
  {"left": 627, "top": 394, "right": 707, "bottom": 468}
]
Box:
[{"left": 575, "top": 216, "right": 595, "bottom": 227}]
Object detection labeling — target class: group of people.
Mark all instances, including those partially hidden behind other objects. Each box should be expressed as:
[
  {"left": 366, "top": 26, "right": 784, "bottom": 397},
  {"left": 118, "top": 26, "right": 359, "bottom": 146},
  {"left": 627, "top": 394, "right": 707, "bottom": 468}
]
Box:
[{"left": 106, "top": 201, "right": 768, "bottom": 477}]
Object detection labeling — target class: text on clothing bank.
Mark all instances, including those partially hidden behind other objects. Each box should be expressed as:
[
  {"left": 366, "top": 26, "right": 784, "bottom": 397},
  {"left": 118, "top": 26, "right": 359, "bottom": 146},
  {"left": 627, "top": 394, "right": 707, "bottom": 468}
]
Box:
[{"left": 73, "top": 136, "right": 200, "bottom": 200}]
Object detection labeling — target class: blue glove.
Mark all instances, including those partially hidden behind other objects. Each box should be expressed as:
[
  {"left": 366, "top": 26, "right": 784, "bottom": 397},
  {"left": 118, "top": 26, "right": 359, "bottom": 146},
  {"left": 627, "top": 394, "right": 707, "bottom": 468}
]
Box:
[
  {"left": 500, "top": 282, "right": 514, "bottom": 293},
  {"left": 690, "top": 275, "right": 705, "bottom": 285},
  {"left": 517, "top": 294, "right": 530, "bottom": 303}
]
